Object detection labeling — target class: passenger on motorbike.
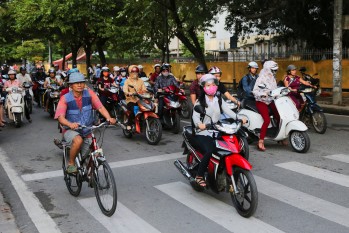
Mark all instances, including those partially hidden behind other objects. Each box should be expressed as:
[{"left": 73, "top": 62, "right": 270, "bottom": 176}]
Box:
[
  {"left": 154, "top": 64, "right": 181, "bottom": 121},
  {"left": 149, "top": 64, "right": 161, "bottom": 86},
  {"left": 44, "top": 68, "right": 62, "bottom": 112},
  {"left": 192, "top": 74, "right": 246, "bottom": 187},
  {"left": 283, "top": 65, "right": 315, "bottom": 111},
  {"left": 252, "top": 61, "right": 281, "bottom": 151},
  {"left": 16, "top": 66, "right": 34, "bottom": 97},
  {"left": 240, "top": 61, "right": 259, "bottom": 101},
  {"left": 123, "top": 66, "right": 147, "bottom": 130},
  {"left": 138, "top": 65, "right": 147, "bottom": 78},
  {"left": 208, "top": 66, "right": 240, "bottom": 106},
  {"left": 55, "top": 72, "right": 117, "bottom": 174},
  {"left": 97, "top": 67, "right": 118, "bottom": 107},
  {"left": 189, "top": 64, "right": 207, "bottom": 105},
  {"left": 112, "top": 66, "right": 121, "bottom": 80}
]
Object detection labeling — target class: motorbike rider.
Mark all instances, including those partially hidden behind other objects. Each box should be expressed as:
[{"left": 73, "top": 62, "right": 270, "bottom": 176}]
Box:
[
  {"left": 16, "top": 66, "right": 34, "bottom": 97},
  {"left": 138, "top": 65, "right": 147, "bottom": 78},
  {"left": 191, "top": 74, "right": 246, "bottom": 187},
  {"left": 0, "top": 74, "right": 5, "bottom": 127},
  {"left": 154, "top": 64, "right": 181, "bottom": 121},
  {"left": 54, "top": 64, "right": 62, "bottom": 76},
  {"left": 208, "top": 66, "right": 240, "bottom": 106},
  {"left": 44, "top": 68, "right": 62, "bottom": 112},
  {"left": 283, "top": 65, "right": 315, "bottom": 111},
  {"left": 252, "top": 61, "right": 281, "bottom": 151},
  {"left": 239, "top": 61, "right": 259, "bottom": 101},
  {"left": 112, "top": 66, "right": 121, "bottom": 80},
  {"left": 4, "top": 69, "right": 32, "bottom": 122},
  {"left": 1, "top": 64, "right": 9, "bottom": 77},
  {"left": 97, "top": 66, "right": 118, "bottom": 108},
  {"left": 55, "top": 72, "right": 116, "bottom": 174},
  {"left": 123, "top": 66, "right": 147, "bottom": 130},
  {"left": 116, "top": 67, "right": 128, "bottom": 100},
  {"left": 299, "top": 66, "right": 313, "bottom": 83},
  {"left": 190, "top": 64, "right": 207, "bottom": 105},
  {"left": 149, "top": 64, "right": 161, "bottom": 86}
]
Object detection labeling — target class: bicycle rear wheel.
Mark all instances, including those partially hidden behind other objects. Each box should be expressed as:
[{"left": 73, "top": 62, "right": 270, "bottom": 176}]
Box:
[
  {"left": 62, "top": 149, "right": 82, "bottom": 196},
  {"left": 93, "top": 161, "right": 117, "bottom": 216}
]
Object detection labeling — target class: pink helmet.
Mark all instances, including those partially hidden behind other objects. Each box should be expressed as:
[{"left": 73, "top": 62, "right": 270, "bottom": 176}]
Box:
[{"left": 208, "top": 66, "right": 222, "bottom": 74}]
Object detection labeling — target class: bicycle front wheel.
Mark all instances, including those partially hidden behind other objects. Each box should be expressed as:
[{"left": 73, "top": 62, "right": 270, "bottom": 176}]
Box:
[{"left": 93, "top": 161, "right": 117, "bottom": 216}]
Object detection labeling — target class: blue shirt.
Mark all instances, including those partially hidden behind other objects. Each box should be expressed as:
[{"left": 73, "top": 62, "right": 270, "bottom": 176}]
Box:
[{"left": 242, "top": 73, "right": 258, "bottom": 100}]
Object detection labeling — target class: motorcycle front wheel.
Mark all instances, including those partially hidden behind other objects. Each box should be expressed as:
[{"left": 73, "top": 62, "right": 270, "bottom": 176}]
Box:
[
  {"left": 172, "top": 112, "right": 181, "bottom": 134},
  {"left": 312, "top": 112, "right": 327, "bottom": 134},
  {"left": 230, "top": 167, "right": 258, "bottom": 218},
  {"left": 14, "top": 113, "right": 22, "bottom": 128},
  {"left": 289, "top": 131, "right": 310, "bottom": 153},
  {"left": 145, "top": 117, "right": 162, "bottom": 145},
  {"left": 239, "top": 136, "right": 249, "bottom": 161}
]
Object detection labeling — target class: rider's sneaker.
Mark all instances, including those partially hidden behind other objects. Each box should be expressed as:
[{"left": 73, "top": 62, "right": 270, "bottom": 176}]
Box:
[{"left": 66, "top": 165, "right": 77, "bottom": 174}]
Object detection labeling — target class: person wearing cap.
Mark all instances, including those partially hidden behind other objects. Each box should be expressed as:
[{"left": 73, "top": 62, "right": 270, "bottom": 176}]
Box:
[
  {"left": 17, "top": 66, "right": 34, "bottom": 99},
  {"left": 240, "top": 61, "right": 259, "bottom": 101},
  {"left": 138, "top": 65, "right": 147, "bottom": 78},
  {"left": 283, "top": 64, "right": 314, "bottom": 111},
  {"left": 189, "top": 64, "right": 207, "bottom": 105},
  {"left": 55, "top": 72, "right": 116, "bottom": 174},
  {"left": 208, "top": 66, "right": 240, "bottom": 106},
  {"left": 112, "top": 66, "right": 121, "bottom": 80},
  {"left": 149, "top": 64, "right": 161, "bottom": 86},
  {"left": 252, "top": 61, "right": 281, "bottom": 151},
  {"left": 191, "top": 74, "right": 246, "bottom": 187},
  {"left": 97, "top": 67, "right": 118, "bottom": 108},
  {"left": 44, "top": 68, "right": 62, "bottom": 112}
]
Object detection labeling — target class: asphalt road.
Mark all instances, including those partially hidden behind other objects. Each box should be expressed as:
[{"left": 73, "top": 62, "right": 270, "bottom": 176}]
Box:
[{"left": 1, "top": 108, "right": 349, "bottom": 233}]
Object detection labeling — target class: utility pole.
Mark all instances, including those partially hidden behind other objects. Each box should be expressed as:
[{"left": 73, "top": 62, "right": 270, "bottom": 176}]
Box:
[{"left": 333, "top": 0, "right": 343, "bottom": 105}]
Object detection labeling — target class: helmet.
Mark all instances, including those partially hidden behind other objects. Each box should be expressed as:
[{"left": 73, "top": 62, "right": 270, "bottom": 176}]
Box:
[
  {"left": 195, "top": 64, "right": 207, "bottom": 73},
  {"left": 68, "top": 72, "right": 85, "bottom": 84},
  {"left": 120, "top": 67, "right": 126, "bottom": 72},
  {"left": 208, "top": 66, "right": 222, "bottom": 74},
  {"left": 48, "top": 68, "right": 56, "bottom": 74},
  {"left": 130, "top": 66, "right": 139, "bottom": 73},
  {"left": 8, "top": 69, "right": 16, "bottom": 75},
  {"left": 138, "top": 65, "right": 143, "bottom": 69},
  {"left": 287, "top": 64, "right": 297, "bottom": 72},
  {"left": 20, "top": 66, "right": 27, "bottom": 72},
  {"left": 37, "top": 66, "right": 43, "bottom": 70},
  {"left": 113, "top": 66, "right": 120, "bottom": 72},
  {"left": 67, "top": 68, "right": 79, "bottom": 75},
  {"left": 160, "top": 64, "right": 169, "bottom": 72},
  {"left": 101, "top": 66, "right": 110, "bottom": 72},
  {"left": 154, "top": 64, "right": 161, "bottom": 69},
  {"left": 96, "top": 64, "right": 101, "bottom": 68},
  {"left": 2, "top": 64, "right": 7, "bottom": 68},
  {"left": 263, "top": 60, "right": 278, "bottom": 71},
  {"left": 199, "top": 74, "right": 218, "bottom": 86},
  {"left": 299, "top": 66, "right": 307, "bottom": 72},
  {"left": 248, "top": 61, "right": 259, "bottom": 69},
  {"left": 164, "top": 63, "right": 171, "bottom": 67}
]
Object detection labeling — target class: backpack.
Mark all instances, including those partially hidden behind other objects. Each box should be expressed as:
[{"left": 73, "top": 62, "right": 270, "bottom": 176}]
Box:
[{"left": 237, "top": 75, "right": 252, "bottom": 99}]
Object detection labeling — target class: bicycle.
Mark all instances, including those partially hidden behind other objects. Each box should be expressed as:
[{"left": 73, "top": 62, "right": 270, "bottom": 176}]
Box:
[{"left": 61, "top": 121, "right": 117, "bottom": 216}]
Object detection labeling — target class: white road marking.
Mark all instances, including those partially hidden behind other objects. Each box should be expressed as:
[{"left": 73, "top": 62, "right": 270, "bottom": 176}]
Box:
[
  {"left": 155, "top": 181, "right": 284, "bottom": 233},
  {"left": 324, "top": 154, "right": 349, "bottom": 164},
  {"left": 0, "top": 148, "right": 61, "bottom": 233},
  {"left": 255, "top": 175, "right": 349, "bottom": 228},
  {"left": 275, "top": 161, "right": 349, "bottom": 188},
  {"left": 78, "top": 198, "right": 161, "bottom": 233},
  {"left": 22, "top": 152, "right": 184, "bottom": 181}
]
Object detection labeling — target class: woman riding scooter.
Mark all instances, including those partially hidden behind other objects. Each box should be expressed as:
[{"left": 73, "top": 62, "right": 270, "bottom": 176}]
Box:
[{"left": 191, "top": 74, "right": 246, "bottom": 187}]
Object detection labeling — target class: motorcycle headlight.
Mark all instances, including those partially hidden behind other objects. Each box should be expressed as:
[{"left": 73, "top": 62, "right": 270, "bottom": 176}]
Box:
[
  {"left": 215, "top": 123, "right": 238, "bottom": 134},
  {"left": 169, "top": 100, "right": 180, "bottom": 108}
]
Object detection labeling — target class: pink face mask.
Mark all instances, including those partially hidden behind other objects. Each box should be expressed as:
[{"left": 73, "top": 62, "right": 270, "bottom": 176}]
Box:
[{"left": 204, "top": 85, "right": 218, "bottom": 96}]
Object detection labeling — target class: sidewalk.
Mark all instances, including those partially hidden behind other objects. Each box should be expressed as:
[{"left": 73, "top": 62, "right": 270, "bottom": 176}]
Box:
[
  {"left": 0, "top": 192, "right": 20, "bottom": 233},
  {"left": 317, "top": 95, "right": 349, "bottom": 115}
]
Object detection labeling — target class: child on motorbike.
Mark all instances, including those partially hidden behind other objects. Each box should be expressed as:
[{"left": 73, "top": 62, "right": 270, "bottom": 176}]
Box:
[
  {"left": 192, "top": 74, "right": 246, "bottom": 187},
  {"left": 97, "top": 67, "right": 118, "bottom": 107}
]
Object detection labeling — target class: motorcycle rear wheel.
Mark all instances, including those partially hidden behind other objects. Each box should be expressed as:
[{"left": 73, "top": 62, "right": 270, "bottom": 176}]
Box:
[
  {"left": 230, "top": 167, "right": 258, "bottom": 218},
  {"left": 145, "top": 118, "right": 162, "bottom": 145},
  {"left": 180, "top": 100, "right": 191, "bottom": 119},
  {"left": 172, "top": 112, "right": 181, "bottom": 134},
  {"left": 14, "top": 113, "right": 22, "bottom": 128},
  {"left": 312, "top": 112, "right": 327, "bottom": 134}
]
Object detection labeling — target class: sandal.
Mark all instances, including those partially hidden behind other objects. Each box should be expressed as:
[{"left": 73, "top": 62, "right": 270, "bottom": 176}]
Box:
[
  {"left": 195, "top": 176, "right": 206, "bottom": 187},
  {"left": 66, "top": 165, "right": 77, "bottom": 174}
]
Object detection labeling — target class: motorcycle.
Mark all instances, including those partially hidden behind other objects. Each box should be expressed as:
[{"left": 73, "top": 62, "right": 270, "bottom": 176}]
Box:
[
  {"left": 238, "top": 86, "right": 311, "bottom": 153},
  {"left": 33, "top": 80, "right": 45, "bottom": 107},
  {"left": 118, "top": 85, "right": 162, "bottom": 145},
  {"left": 157, "top": 85, "right": 182, "bottom": 134},
  {"left": 5, "top": 87, "right": 25, "bottom": 127},
  {"left": 46, "top": 84, "right": 61, "bottom": 118},
  {"left": 298, "top": 75, "right": 327, "bottom": 134},
  {"left": 22, "top": 82, "right": 33, "bottom": 115},
  {"left": 174, "top": 105, "right": 257, "bottom": 218},
  {"left": 104, "top": 86, "right": 120, "bottom": 119},
  {"left": 140, "top": 76, "right": 151, "bottom": 87},
  {"left": 178, "top": 82, "right": 191, "bottom": 119}
]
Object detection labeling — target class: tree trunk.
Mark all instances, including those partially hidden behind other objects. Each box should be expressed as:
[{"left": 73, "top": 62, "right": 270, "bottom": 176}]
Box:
[
  {"left": 62, "top": 47, "right": 66, "bottom": 71},
  {"left": 84, "top": 42, "right": 92, "bottom": 75},
  {"left": 333, "top": 0, "right": 343, "bottom": 105},
  {"left": 70, "top": 44, "right": 80, "bottom": 67},
  {"left": 96, "top": 39, "right": 107, "bottom": 66}
]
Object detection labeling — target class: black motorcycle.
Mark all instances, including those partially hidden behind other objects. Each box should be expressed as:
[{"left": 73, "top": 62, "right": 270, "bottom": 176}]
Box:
[
  {"left": 22, "top": 82, "right": 33, "bottom": 115},
  {"left": 46, "top": 84, "right": 61, "bottom": 118},
  {"left": 299, "top": 74, "right": 327, "bottom": 134}
]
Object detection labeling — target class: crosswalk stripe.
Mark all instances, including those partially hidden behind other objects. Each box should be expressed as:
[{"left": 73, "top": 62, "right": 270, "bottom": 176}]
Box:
[
  {"left": 255, "top": 175, "right": 349, "bottom": 228},
  {"left": 78, "top": 198, "right": 161, "bottom": 233},
  {"left": 155, "top": 181, "right": 284, "bottom": 233},
  {"left": 275, "top": 161, "right": 349, "bottom": 188},
  {"left": 324, "top": 154, "right": 349, "bottom": 164},
  {"left": 22, "top": 152, "right": 184, "bottom": 182}
]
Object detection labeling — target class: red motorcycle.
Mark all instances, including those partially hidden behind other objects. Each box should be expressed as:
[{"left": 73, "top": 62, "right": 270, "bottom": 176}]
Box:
[
  {"left": 158, "top": 85, "right": 183, "bottom": 134},
  {"left": 174, "top": 105, "right": 257, "bottom": 218}
]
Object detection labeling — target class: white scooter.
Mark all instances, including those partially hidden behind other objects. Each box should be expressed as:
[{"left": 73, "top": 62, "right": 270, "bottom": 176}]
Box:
[
  {"left": 237, "top": 86, "right": 310, "bottom": 153},
  {"left": 5, "top": 87, "right": 25, "bottom": 127},
  {"left": 140, "top": 76, "right": 151, "bottom": 87}
]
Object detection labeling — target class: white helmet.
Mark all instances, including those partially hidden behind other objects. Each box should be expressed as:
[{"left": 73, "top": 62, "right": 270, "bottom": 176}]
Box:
[
  {"left": 248, "top": 61, "right": 259, "bottom": 69},
  {"left": 154, "top": 64, "right": 161, "bottom": 69},
  {"left": 138, "top": 65, "right": 143, "bottom": 69},
  {"left": 113, "top": 66, "right": 120, "bottom": 72}
]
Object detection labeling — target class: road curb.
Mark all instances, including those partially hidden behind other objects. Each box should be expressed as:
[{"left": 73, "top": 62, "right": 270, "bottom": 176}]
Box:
[{"left": 318, "top": 104, "right": 349, "bottom": 116}]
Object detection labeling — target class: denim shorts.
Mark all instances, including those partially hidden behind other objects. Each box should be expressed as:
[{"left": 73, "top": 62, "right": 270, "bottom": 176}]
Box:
[{"left": 63, "top": 130, "right": 92, "bottom": 157}]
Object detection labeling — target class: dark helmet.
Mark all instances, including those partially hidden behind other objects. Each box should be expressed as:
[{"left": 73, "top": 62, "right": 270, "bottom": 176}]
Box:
[
  {"left": 195, "top": 64, "right": 207, "bottom": 73},
  {"left": 120, "top": 67, "right": 126, "bottom": 72},
  {"left": 160, "top": 64, "right": 169, "bottom": 72},
  {"left": 20, "top": 66, "right": 27, "bottom": 72},
  {"left": 299, "top": 66, "right": 307, "bottom": 72},
  {"left": 48, "top": 68, "right": 56, "bottom": 74},
  {"left": 130, "top": 66, "right": 139, "bottom": 73}
]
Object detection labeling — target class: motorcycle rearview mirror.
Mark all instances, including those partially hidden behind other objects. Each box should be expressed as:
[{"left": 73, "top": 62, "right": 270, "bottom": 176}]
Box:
[
  {"left": 194, "top": 105, "right": 205, "bottom": 114},
  {"left": 258, "top": 83, "right": 267, "bottom": 89}
]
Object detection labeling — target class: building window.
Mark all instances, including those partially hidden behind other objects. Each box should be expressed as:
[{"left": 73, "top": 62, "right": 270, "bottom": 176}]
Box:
[{"left": 211, "top": 31, "right": 216, "bottom": 38}]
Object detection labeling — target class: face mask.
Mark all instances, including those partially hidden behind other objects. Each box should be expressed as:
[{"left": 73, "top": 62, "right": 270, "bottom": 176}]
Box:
[
  {"left": 162, "top": 71, "right": 169, "bottom": 77},
  {"left": 121, "top": 72, "right": 126, "bottom": 76},
  {"left": 204, "top": 85, "right": 218, "bottom": 96},
  {"left": 131, "top": 73, "right": 138, "bottom": 79}
]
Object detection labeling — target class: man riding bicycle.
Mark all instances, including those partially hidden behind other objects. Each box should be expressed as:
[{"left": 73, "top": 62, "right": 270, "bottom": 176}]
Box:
[{"left": 55, "top": 72, "right": 116, "bottom": 174}]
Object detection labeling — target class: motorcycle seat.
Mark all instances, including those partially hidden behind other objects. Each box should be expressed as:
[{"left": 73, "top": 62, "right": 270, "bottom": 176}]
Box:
[{"left": 241, "top": 99, "right": 274, "bottom": 115}]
